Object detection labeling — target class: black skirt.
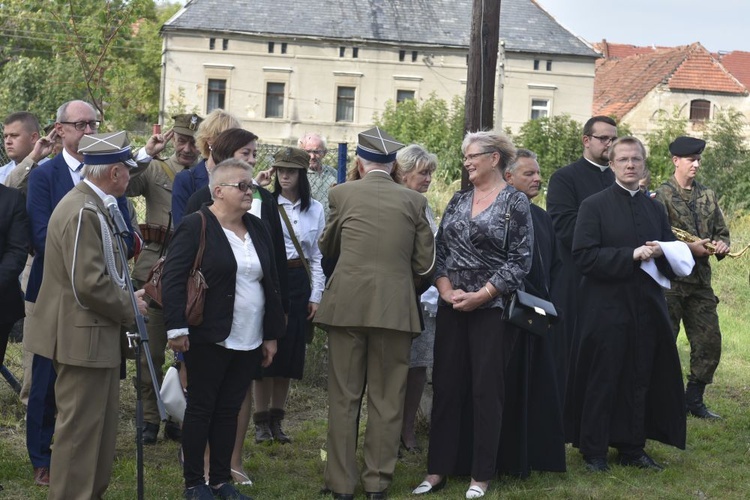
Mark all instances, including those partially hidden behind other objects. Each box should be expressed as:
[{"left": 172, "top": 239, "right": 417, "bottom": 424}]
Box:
[{"left": 261, "top": 266, "right": 310, "bottom": 379}]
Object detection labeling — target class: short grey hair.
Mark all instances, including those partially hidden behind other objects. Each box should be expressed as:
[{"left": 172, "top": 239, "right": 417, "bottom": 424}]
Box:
[
  {"left": 506, "top": 148, "right": 538, "bottom": 174},
  {"left": 81, "top": 163, "right": 117, "bottom": 180},
  {"left": 462, "top": 130, "right": 516, "bottom": 171},
  {"left": 298, "top": 132, "right": 327, "bottom": 150},
  {"left": 209, "top": 158, "right": 252, "bottom": 201},
  {"left": 396, "top": 144, "right": 437, "bottom": 177},
  {"left": 357, "top": 155, "right": 394, "bottom": 173}
]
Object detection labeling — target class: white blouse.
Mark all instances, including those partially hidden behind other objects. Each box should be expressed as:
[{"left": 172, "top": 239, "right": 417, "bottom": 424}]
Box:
[
  {"left": 218, "top": 228, "right": 265, "bottom": 351},
  {"left": 277, "top": 195, "right": 325, "bottom": 304}
]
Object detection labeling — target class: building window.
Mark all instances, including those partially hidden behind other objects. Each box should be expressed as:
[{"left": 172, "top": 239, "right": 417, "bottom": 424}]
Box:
[
  {"left": 352, "top": 47, "right": 359, "bottom": 58},
  {"left": 399, "top": 50, "right": 406, "bottom": 62},
  {"left": 222, "top": 39, "right": 228, "bottom": 51},
  {"left": 336, "top": 86, "right": 355, "bottom": 122},
  {"left": 690, "top": 99, "right": 711, "bottom": 121},
  {"left": 207, "top": 79, "right": 226, "bottom": 112},
  {"left": 268, "top": 42, "right": 275, "bottom": 53},
  {"left": 281, "top": 42, "right": 287, "bottom": 54},
  {"left": 265, "top": 82, "right": 285, "bottom": 118},
  {"left": 209, "top": 38, "right": 216, "bottom": 50},
  {"left": 533, "top": 59, "right": 540, "bottom": 70},
  {"left": 339, "top": 47, "right": 346, "bottom": 57},
  {"left": 412, "top": 51, "right": 418, "bottom": 62},
  {"left": 396, "top": 90, "right": 415, "bottom": 103},
  {"left": 530, "top": 98, "right": 550, "bottom": 120},
  {"left": 546, "top": 60, "right": 552, "bottom": 71}
]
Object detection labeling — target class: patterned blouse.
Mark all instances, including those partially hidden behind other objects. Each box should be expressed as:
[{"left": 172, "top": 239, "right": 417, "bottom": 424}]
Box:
[{"left": 435, "top": 185, "right": 533, "bottom": 309}]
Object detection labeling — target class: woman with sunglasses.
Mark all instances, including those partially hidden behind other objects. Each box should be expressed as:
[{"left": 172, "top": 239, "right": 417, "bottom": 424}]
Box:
[{"left": 163, "top": 158, "right": 285, "bottom": 500}]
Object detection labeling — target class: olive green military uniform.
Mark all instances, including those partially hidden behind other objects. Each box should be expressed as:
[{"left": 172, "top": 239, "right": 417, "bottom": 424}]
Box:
[
  {"left": 654, "top": 176, "right": 730, "bottom": 385},
  {"left": 127, "top": 154, "right": 194, "bottom": 426}
]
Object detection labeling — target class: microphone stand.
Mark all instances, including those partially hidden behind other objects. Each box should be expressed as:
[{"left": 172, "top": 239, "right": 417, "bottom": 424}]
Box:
[{"left": 111, "top": 223, "right": 166, "bottom": 500}]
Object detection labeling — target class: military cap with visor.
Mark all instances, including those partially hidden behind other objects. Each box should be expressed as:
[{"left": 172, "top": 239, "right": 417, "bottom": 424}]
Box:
[
  {"left": 78, "top": 131, "right": 137, "bottom": 168},
  {"left": 172, "top": 113, "right": 203, "bottom": 137},
  {"left": 272, "top": 147, "right": 309, "bottom": 169},
  {"left": 356, "top": 126, "right": 404, "bottom": 163}
]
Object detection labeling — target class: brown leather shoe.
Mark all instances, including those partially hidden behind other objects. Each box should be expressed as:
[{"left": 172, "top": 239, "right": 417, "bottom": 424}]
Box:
[{"left": 34, "top": 467, "right": 50, "bottom": 486}]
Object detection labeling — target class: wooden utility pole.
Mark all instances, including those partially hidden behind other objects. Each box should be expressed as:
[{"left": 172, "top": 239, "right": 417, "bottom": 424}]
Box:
[{"left": 463, "top": 0, "right": 502, "bottom": 188}]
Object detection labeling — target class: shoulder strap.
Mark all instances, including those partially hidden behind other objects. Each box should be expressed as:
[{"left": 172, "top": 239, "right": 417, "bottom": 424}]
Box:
[
  {"left": 277, "top": 204, "right": 312, "bottom": 282},
  {"left": 192, "top": 211, "right": 206, "bottom": 271},
  {"left": 159, "top": 159, "right": 176, "bottom": 183}
]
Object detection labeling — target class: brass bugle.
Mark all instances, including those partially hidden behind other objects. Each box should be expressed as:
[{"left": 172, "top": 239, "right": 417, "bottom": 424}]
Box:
[{"left": 671, "top": 227, "right": 750, "bottom": 258}]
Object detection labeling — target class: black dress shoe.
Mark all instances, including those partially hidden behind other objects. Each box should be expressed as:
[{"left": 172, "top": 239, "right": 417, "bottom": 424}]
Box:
[
  {"left": 583, "top": 456, "right": 609, "bottom": 472},
  {"left": 143, "top": 422, "right": 159, "bottom": 444},
  {"left": 331, "top": 493, "right": 354, "bottom": 500},
  {"left": 164, "top": 419, "right": 182, "bottom": 442},
  {"left": 617, "top": 453, "right": 664, "bottom": 471},
  {"left": 365, "top": 492, "right": 387, "bottom": 500},
  {"left": 319, "top": 487, "right": 332, "bottom": 496}
]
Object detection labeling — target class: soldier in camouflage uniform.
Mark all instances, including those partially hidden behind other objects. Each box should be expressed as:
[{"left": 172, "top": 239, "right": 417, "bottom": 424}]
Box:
[
  {"left": 654, "top": 136, "right": 730, "bottom": 420},
  {"left": 128, "top": 113, "right": 203, "bottom": 442},
  {"left": 299, "top": 133, "right": 337, "bottom": 218}
]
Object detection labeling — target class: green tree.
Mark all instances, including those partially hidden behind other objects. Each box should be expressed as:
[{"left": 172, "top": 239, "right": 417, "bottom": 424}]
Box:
[
  {"left": 512, "top": 114, "right": 582, "bottom": 181},
  {"left": 374, "top": 93, "right": 465, "bottom": 182},
  {"left": 701, "top": 108, "right": 750, "bottom": 214},
  {"left": 644, "top": 108, "right": 688, "bottom": 186}
]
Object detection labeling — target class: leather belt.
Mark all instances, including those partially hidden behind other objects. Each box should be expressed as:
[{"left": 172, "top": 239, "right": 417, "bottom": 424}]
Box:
[{"left": 287, "top": 258, "right": 306, "bottom": 268}]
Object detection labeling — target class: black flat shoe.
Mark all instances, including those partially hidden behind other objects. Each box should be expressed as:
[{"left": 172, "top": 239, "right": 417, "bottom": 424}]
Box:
[
  {"left": 583, "top": 457, "right": 609, "bottom": 472},
  {"left": 412, "top": 476, "right": 446, "bottom": 495},
  {"left": 365, "top": 492, "right": 387, "bottom": 500},
  {"left": 617, "top": 453, "right": 664, "bottom": 471}
]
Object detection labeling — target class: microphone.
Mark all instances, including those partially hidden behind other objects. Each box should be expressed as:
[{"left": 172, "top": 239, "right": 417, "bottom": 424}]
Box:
[{"left": 103, "top": 195, "right": 131, "bottom": 237}]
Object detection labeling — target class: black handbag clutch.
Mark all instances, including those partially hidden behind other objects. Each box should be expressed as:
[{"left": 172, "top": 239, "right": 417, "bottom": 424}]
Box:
[{"left": 503, "top": 289, "right": 558, "bottom": 337}]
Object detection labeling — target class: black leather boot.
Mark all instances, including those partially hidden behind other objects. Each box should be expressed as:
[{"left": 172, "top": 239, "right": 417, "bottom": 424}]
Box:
[
  {"left": 685, "top": 381, "right": 722, "bottom": 420},
  {"left": 269, "top": 408, "right": 291, "bottom": 444},
  {"left": 253, "top": 411, "right": 273, "bottom": 443}
]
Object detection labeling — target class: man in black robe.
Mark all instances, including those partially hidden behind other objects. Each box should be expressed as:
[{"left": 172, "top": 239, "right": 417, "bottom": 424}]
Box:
[
  {"left": 546, "top": 116, "right": 616, "bottom": 409},
  {"left": 499, "top": 149, "right": 566, "bottom": 476},
  {"left": 568, "top": 137, "right": 687, "bottom": 472}
]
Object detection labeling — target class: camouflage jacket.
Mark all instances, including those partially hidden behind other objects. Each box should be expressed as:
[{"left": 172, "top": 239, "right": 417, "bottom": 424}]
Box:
[{"left": 654, "top": 176, "right": 730, "bottom": 286}]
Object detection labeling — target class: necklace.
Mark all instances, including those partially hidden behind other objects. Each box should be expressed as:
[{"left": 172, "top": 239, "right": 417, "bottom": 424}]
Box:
[{"left": 474, "top": 184, "right": 500, "bottom": 204}]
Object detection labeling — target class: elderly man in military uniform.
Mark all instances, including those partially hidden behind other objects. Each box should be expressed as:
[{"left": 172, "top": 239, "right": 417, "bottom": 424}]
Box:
[
  {"left": 24, "top": 131, "right": 148, "bottom": 500},
  {"left": 654, "top": 136, "right": 730, "bottom": 420},
  {"left": 316, "top": 127, "right": 435, "bottom": 500},
  {"left": 127, "top": 113, "right": 203, "bottom": 443}
]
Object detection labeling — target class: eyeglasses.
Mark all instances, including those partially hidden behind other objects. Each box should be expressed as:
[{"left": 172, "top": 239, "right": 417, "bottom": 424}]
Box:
[
  {"left": 589, "top": 134, "right": 616, "bottom": 144},
  {"left": 463, "top": 151, "right": 494, "bottom": 162},
  {"left": 60, "top": 120, "right": 101, "bottom": 131},
  {"left": 219, "top": 181, "right": 255, "bottom": 193},
  {"left": 613, "top": 157, "right": 644, "bottom": 165},
  {"left": 304, "top": 149, "right": 326, "bottom": 156}
]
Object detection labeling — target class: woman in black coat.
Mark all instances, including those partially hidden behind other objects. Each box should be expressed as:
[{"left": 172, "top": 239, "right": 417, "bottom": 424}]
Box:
[{"left": 163, "top": 158, "right": 285, "bottom": 500}]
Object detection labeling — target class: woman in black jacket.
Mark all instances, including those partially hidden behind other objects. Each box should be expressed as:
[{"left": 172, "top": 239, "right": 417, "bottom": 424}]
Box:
[{"left": 163, "top": 158, "right": 285, "bottom": 500}]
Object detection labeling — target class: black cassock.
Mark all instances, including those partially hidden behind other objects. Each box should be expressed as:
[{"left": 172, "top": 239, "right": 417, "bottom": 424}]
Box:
[
  {"left": 567, "top": 184, "right": 686, "bottom": 457},
  {"left": 546, "top": 158, "right": 614, "bottom": 408},
  {"left": 497, "top": 204, "right": 566, "bottom": 476}
]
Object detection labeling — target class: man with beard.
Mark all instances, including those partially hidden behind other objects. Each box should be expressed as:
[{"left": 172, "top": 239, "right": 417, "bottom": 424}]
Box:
[
  {"left": 127, "top": 113, "right": 203, "bottom": 443},
  {"left": 546, "top": 116, "right": 617, "bottom": 408}
]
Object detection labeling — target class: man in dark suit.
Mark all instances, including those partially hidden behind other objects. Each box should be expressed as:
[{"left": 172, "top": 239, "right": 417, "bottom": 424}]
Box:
[
  {"left": 23, "top": 100, "right": 139, "bottom": 486},
  {"left": 25, "top": 131, "right": 148, "bottom": 499},
  {"left": 0, "top": 184, "right": 29, "bottom": 368},
  {"left": 546, "top": 115, "right": 617, "bottom": 415},
  {"left": 315, "top": 127, "right": 435, "bottom": 500}
]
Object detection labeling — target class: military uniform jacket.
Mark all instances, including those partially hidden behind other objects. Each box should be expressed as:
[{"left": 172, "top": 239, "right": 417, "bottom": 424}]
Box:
[
  {"left": 24, "top": 182, "right": 134, "bottom": 368},
  {"left": 654, "top": 176, "right": 730, "bottom": 286},
  {"left": 315, "top": 170, "right": 435, "bottom": 334},
  {"left": 127, "top": 154, "right": 193, "bottom": 281}
]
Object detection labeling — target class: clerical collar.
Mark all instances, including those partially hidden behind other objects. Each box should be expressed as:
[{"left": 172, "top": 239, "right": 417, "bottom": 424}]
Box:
[
  {"left": 615, "top": 180, "right": 640, "bottom": 197},
  {"left": 584, "top": 156, "right": 610, "bottom": 172}
]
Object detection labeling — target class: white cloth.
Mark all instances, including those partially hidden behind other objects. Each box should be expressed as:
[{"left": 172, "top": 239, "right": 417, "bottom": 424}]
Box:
[
  {"left": 640, "top": 240, "right": 695, "bottom": 289},
  {"left": 0, "top": 160, "right": 16, "bottom": 184},
  {"left": 218, "top": 228, "right": 265, "bottom": 350},
  {"left": 277, "top": 195, "right": 326, "bottom": 304},
  {"left": 63, "top": 148, "right": 84, "bottom": 184}
]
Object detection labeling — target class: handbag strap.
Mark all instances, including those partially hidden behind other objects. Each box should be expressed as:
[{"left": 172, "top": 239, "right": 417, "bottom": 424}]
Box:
[
  {"left": 277, "top": 204, "right": 312, "bottom": 282},
  {"left": 192, "top": 211, "right": 206, "bottom": 271},
  {"left": 158, "top": 211, "right": 173, "bottom": 259}
]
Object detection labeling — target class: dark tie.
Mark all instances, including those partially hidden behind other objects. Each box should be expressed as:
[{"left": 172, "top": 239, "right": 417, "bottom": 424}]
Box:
[{"left": 75, "top": 163, "right": 84, "bottom": 183}]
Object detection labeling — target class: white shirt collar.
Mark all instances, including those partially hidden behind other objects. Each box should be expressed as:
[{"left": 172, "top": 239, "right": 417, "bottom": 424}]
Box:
[
  {"left": 278, "top": 194, "right": 300, "bottom": 208},
  {"left": 83, "top": 178, "right": 108, "bottom": 203},
  {"left": 62, "top": 147, "right": 84, "bottom": 171},
  {"left": 584, "top": 156, "right": 610, "bottom": 172},
  {"left": 615, "top": 180, "right": 640, "bottom": 197}
]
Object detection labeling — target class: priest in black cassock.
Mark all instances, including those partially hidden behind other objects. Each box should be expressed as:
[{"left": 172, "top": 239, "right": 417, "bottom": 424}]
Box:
[
  {"left": 568, "top": 137, "right": 688, "bottom": 473},
  {"left": 546, "top": 116, "right": 616, "bottom": 409},
  {"left": 498, "top": 149, "right": 566, "bottom": 476}
]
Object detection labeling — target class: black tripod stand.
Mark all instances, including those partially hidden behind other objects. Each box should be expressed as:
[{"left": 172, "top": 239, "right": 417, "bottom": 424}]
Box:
[{"left": 111, "top": 222, "right": 166, "bottom": 500}]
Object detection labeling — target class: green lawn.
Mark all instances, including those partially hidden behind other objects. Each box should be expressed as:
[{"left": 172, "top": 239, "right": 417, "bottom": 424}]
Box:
[{"left": 1, "top": 216, "right": 749, "bottom": 499}]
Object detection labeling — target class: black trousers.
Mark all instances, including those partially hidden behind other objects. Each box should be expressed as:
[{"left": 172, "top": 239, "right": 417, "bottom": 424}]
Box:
[
  {"left": 182, "top": 342, "right": 261, "bottom": 487},
  {"left": 427, "top": 306, "right": 517, "bottom": 481},
  {"left": 0, "top": 321, "right": 13, "bottom": 367}
]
